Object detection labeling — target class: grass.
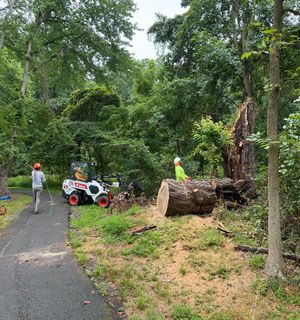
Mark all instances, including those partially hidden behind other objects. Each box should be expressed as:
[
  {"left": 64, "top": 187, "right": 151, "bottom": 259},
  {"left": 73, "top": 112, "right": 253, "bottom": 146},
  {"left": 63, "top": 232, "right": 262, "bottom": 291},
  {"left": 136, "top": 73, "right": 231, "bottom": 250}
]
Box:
[
  {"left": 69, "top": 204, "right": 300, "bottom": 320},
  {"left": 74, "top": 249, "right": 88, "bottom": 265},
  {"left": 70, "top": 205, "right": 141, "bottom": 243},
  {"left": 0, "top": 194, "right": 32, "bottom": 229},
  {"left": 208, "top": 266, "right": 230, "bottom": 280},
  {"left": 216, "top": 204, "right": 268, "bottom": 248},
  {"left": 123, "top": 231, "right": 161, "bottom": 258},
  {"left": 171, "top": 304, "right": 201, "bottom": 320},
  {"left": 188, "top": 227, "right": 225, "bottom": 251},
  {"left": 251, "top": 276, "right": 300, "bottom": 310},
  {"left": 99, "top": 214, "right": 135, "bottom": 238},
  {"left": 8, "top": 175, "right": 63, "bottom": 191},
  {"left": 68, "top": 231, "right": 82, "bottom": 248},
  {"left": 249, "top": 254, "right": 265, "bottom": 270}
]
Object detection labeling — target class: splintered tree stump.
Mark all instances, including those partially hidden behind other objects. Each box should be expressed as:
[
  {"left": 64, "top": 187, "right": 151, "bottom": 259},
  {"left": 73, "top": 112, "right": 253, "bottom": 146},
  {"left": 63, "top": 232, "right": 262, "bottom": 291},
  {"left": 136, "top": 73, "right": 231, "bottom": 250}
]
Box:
[
  {"left": 223, "top": 97, "right": 256, "bottom": 181},
  {"left": 157, "top": 179, "right": 217, "bottom": 216}
]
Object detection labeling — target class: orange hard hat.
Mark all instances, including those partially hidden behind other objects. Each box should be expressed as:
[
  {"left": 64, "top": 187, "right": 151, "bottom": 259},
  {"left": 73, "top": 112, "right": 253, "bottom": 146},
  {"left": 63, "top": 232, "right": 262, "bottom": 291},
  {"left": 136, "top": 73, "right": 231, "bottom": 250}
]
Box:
[{"left": 34, "top": 163, "right": 41, "bottom": 169}]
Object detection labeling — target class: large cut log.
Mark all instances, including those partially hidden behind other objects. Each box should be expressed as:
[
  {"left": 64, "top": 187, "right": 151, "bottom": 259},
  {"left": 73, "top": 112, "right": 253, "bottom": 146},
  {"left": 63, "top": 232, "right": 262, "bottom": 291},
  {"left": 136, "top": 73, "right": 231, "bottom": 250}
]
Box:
[{"left": 157, "top": 179, "right": 217, "bottom": 216}]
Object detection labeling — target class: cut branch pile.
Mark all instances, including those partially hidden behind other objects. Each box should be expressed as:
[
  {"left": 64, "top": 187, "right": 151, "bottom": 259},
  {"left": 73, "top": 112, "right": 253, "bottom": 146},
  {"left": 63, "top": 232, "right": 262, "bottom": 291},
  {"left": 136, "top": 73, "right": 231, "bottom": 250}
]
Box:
[{"left": 109, "top": 192, "right": 148, "bottom": 213}]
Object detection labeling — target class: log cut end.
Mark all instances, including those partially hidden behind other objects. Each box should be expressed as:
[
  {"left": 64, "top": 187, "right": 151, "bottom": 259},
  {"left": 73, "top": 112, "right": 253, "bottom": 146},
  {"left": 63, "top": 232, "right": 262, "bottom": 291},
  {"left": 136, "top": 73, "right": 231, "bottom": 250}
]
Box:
[{"left": 157, "top": 180, "right": 169, "bottom": 216}]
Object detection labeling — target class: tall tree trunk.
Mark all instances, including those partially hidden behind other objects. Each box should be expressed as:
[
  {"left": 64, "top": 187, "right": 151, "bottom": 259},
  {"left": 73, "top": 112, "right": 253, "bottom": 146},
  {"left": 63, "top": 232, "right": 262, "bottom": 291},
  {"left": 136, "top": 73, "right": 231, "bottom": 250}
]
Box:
[
  {"left": 41, "top": 64, "right": 50, "bottom": 103},
  {"left": 243, "top": 60, "right": 252, "bottom": 97},
  {"left": 21, "top": 13, "right": 42, "bottom": 97},
  {"left": 0, "top": 0, "right": 16, "bottom": 51},
  {"left": 223, "top": 2, "right": 255, "bottom": 181},
  {"left": 21, "top": 36, "right": 33, "bottom": 97},
  {"left": 0, "top": 164, "right": 10, "bottom": 196},
  {"left": 0, "top": 14, "right": 40, "bottom": 194},
  {"left": 265, "top": 0, "right": 283, "bottom": 277}
]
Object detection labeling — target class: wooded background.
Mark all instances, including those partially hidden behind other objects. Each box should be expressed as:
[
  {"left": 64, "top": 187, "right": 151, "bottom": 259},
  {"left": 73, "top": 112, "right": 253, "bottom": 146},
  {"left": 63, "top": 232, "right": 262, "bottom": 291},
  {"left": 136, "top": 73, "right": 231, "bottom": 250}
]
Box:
[{"left": 0, "top": 0, "right": 299, "bottom": 273}]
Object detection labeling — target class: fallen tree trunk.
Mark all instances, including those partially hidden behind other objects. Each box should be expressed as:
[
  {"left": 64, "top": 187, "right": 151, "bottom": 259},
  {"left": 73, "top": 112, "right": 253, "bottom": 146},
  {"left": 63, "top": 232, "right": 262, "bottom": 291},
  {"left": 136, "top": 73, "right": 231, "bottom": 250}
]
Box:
[
  {"left": 157, "top": 179, "right": 217, "bottom": 216},
  {"left": 235, "top": 244, "right": 300, "bottom": 264},
  {"left": 157, "top": 178, "right": 251, "bottom": 217}
]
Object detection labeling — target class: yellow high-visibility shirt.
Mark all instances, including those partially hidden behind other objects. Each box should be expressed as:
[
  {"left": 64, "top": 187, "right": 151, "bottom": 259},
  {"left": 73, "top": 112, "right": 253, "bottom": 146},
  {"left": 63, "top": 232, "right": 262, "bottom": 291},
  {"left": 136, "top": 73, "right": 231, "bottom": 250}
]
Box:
[{"left": 175, "top": 165, "right": 188, "bottom": 181}]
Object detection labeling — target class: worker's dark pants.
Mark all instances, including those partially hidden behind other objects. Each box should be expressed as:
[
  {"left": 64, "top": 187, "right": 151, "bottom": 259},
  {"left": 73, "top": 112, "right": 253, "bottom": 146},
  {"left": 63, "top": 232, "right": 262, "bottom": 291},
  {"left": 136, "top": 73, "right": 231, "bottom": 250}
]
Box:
[{"left": 33, "top": 187, "right": 43, "bottom": 213}]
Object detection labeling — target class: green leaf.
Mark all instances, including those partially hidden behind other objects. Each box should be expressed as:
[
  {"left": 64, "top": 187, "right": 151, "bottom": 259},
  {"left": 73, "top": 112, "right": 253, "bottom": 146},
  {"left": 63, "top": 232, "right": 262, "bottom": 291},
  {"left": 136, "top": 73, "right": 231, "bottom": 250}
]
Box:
[
  {"left": 241, "top": 51, "right": 256, "bottom": 60},
  {"left": 262, "top": 28, "right": 277, "bottom": 35}
]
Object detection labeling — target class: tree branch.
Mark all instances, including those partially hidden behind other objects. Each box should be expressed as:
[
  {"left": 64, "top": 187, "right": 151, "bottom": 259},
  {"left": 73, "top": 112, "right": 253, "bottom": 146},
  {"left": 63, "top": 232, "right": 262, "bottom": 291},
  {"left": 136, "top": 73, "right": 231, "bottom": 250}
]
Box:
[
  {"left": 285, "top": 8, "right": 300, "bottom": 16},
  {"left": 29, "top": 53, "right": 58, "bottom": 75},
  {"left": 0, "top": 6, "right": 8, "bottom": 12}
]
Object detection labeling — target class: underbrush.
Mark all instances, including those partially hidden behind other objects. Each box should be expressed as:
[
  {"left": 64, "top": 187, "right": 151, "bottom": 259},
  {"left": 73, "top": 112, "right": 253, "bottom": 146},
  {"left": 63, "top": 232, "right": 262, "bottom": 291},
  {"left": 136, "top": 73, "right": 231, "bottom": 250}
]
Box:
[
  {"left": 0, "top": 194, "right": 32, "bottom": 229},
  {"left": 216, "top": 202, "right": 268, "bottom": 248},
  {"left": 8, "top": 175, "right": 63, "bottom": 190}
]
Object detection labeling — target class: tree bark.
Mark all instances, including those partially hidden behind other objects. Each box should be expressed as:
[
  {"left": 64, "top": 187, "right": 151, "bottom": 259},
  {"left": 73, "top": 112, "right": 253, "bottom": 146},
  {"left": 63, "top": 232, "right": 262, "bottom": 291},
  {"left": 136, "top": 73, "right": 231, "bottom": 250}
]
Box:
[
  {"left": 265, "top": 0, "right": 283, "bottom": 277},
  {"left": 21, "top": 13, "right": 42, "bottom": 97},
  {"left": 223, "top": 98, "right": 256, "bottom": 181},
  {"left": 0, "top": 0, "right": 16, "bottom": 51},
  {"left": 41, "top": 65, "right": 50, "bottom": 102},
  {"left": 21, "top": 36, "right": 33, "bottom": 97},
  {"left": 0, "top": 164, "right": 10, "bottom": 196},
  {"left": 157, "top": 179, "right": 218, "bottom": 216},
  {"left": 157, "top": 178, "right": 250, "bottom": 217}
]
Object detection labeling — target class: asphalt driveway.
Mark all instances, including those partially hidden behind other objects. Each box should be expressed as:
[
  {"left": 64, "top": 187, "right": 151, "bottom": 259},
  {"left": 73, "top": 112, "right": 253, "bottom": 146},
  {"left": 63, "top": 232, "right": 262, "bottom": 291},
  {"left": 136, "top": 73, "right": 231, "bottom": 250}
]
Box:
[{"left": 0, "top": 190, "right": 119, "bottom": 320}]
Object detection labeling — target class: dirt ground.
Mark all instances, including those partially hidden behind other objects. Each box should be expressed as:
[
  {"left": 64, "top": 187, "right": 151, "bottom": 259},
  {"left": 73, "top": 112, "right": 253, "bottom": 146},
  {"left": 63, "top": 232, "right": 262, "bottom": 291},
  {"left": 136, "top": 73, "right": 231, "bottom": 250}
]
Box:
[{"left": 78, "top": 205, "right": 300, "bottom": 320}]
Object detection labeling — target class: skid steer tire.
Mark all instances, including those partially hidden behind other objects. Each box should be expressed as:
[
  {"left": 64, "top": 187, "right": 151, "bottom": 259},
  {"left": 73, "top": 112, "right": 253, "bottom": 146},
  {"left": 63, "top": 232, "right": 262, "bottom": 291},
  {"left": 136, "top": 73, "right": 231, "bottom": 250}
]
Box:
[
  {"left": 96, "top": 194, "right": 110, "bottom": 208},
  {"left": 69, "top": 193, "right": 80, "bottom": 206}
]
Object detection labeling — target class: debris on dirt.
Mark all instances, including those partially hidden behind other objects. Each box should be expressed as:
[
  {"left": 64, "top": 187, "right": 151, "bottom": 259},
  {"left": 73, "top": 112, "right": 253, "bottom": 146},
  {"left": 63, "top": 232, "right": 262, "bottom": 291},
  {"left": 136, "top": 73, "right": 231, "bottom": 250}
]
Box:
[
  {"left": 109, "top": 192, "right": 148, "bottom": 213},
  {"left": 217, "top": 222, "right": 234, "bottom": 237},
  {"left": 83, "top": 300, "right": 91, "bottom": 305},
  {"left": 131, "top": 225, "right": 157, "bottom": 235},
  {"left": 235, "top": 244, "right": 300, "bottom": 264}
]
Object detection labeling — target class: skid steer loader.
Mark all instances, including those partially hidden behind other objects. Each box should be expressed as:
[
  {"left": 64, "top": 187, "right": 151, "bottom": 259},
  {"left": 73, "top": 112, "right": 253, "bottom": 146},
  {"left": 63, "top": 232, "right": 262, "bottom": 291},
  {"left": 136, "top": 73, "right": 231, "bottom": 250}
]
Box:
[{"left": 62, "top": 162, "right": 114, "bottom": 207}]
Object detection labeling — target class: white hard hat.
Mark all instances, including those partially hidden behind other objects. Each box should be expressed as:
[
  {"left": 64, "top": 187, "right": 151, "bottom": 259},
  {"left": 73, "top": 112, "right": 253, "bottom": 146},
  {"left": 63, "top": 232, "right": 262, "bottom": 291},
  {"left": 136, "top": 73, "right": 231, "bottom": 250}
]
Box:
[{"left": 174, "top": 157, "right": 181, "bottom": 164}]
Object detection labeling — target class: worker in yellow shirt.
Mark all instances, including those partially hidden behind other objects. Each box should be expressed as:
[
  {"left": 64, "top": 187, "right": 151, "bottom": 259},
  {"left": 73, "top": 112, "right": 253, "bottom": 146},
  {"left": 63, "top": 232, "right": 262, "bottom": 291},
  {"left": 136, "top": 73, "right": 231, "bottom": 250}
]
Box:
[{"left": 174, "top": 157, "right": 191, "bottom": 181}]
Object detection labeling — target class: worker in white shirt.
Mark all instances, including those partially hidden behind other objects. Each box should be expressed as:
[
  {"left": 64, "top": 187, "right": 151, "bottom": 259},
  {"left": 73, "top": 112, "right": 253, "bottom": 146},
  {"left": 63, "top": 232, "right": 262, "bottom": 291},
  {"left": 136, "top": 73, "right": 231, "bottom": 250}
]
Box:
[{"left": 32, "top": 162, "right": 46, "bottom": 214}]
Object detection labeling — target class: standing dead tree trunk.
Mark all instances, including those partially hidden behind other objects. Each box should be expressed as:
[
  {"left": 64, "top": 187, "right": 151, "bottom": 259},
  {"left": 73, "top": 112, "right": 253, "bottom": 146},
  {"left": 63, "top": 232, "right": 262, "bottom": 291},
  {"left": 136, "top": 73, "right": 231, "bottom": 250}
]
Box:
[{"left": 223, "top": 97, "right": 256, "bottom": 181}]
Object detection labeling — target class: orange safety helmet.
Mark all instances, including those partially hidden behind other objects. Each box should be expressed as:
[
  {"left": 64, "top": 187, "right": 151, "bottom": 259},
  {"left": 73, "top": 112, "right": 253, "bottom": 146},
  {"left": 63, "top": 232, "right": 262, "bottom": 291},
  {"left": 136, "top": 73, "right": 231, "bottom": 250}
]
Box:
[{"left": 33, "top": 162, "right": 41, "bottom": 169}]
